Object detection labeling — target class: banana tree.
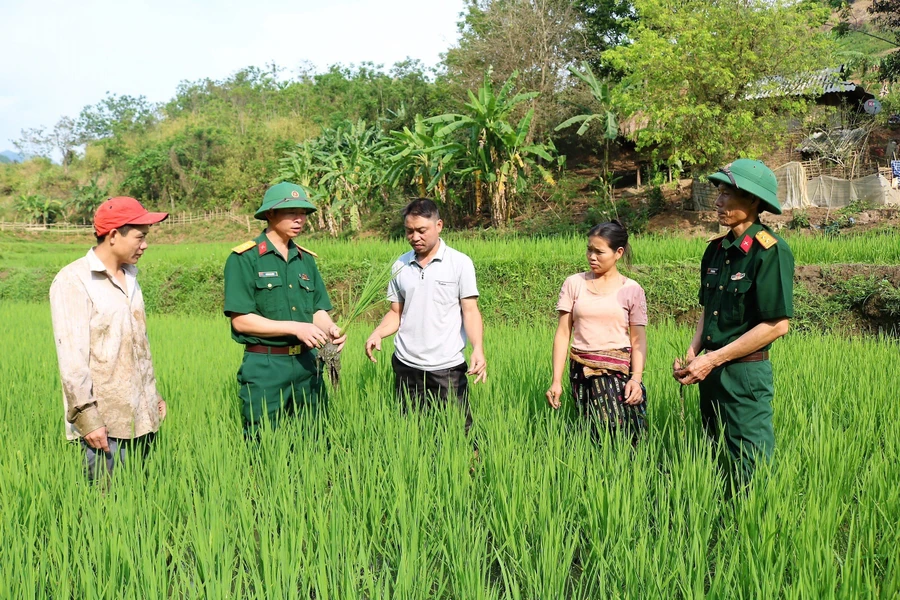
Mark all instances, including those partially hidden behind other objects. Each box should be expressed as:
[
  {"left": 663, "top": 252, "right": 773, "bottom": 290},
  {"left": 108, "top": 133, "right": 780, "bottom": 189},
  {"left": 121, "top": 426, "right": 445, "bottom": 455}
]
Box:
[
  {"left": 555, "top": 61, "right": 618, "bottom": 177},
  {"left": 14, "top": 194, "right": 65, "bottom": 226},
  {"left": 429, "top": 72, "right": 561, "bottom": 227},
  {"left": 379, "top": 114, "right": 467, "bottom": 212}
]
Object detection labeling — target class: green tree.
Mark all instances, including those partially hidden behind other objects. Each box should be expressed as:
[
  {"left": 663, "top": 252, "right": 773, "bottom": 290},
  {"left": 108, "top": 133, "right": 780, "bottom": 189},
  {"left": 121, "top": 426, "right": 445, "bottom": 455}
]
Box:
[
  {"left": 68, "top": 177, "right": 110, "bottom": 224},
  {"left": 869, "top": 0, "right": 900, "bottom": 82},
  {"left": 14, "top": 194, "right": 64, "bottom": 225},
  {"left": 555, "top": 61, "right": 618, "bottom": 174},
  {"left": 430, "top": 72, "right": 561, "bottom": 227},
  {"left": 604, "top": 0, "right": 834, "bottom": 171}
]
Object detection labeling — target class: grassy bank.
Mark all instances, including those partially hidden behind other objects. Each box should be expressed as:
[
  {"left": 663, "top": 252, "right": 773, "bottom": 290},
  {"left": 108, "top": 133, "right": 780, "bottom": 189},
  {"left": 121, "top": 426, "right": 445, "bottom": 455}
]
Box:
[{"left": 2, "top": 232, "right": 898, "bottom": 334}]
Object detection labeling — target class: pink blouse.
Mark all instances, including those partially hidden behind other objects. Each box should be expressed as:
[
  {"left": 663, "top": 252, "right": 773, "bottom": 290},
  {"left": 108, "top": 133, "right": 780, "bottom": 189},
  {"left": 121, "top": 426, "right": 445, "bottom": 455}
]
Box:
[{"left": 556, "top": 273, "right": 648, "bottom": 351}]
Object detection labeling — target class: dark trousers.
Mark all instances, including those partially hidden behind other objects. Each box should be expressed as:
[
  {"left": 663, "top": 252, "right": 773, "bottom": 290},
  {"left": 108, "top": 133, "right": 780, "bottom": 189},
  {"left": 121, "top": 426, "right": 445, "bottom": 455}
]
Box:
[
  {"left": 81, "top": 432, "right": 156, "bottom": 481},
  {"left": 699, "top": 360, "right": 775, "bottom": 483},
  {"left": 391, "top": 354, "right": 472, "bottom": 434}
]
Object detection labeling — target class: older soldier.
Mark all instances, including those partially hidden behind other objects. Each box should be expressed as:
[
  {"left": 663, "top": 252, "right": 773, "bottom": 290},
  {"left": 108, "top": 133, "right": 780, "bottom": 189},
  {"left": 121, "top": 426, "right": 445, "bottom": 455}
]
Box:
[
  {"left": 224, "top": 182, "right": 345, "bottom": 433},
  {"left": 365, "top": 198, "right": 486, "bottom": 434},
  {"left": 674, "top": 159, "right": 794, "bottom": 482},
  {"left": 50, "top": 197, "right": 169, "bottom": 480}
]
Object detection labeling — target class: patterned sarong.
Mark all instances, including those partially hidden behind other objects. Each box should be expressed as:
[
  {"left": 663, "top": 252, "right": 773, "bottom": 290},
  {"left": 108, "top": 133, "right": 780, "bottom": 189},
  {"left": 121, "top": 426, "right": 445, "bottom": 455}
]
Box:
[{"left": 569, "top": 348, "right": 646, "bottom": 443}]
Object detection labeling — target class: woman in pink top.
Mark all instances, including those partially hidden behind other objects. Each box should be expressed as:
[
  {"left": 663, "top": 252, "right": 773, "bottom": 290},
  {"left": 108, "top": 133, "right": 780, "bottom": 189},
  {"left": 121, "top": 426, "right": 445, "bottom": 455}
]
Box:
[{"left": 546, "top": 221, "right": 648, "bottom": 443}]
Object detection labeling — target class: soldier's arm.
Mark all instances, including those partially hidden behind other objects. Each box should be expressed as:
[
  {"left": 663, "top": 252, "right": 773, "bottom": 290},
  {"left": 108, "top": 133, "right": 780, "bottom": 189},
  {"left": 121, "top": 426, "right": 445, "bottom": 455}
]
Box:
[{"left": 231, "top": 313, "right": 328, "bottom": 348}]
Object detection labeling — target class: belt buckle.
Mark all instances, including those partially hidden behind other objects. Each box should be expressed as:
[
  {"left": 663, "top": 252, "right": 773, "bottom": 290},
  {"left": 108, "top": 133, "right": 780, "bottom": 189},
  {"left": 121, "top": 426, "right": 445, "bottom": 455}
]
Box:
[{"left": 288, "top": 345, "right": 303, "bottom": 356}]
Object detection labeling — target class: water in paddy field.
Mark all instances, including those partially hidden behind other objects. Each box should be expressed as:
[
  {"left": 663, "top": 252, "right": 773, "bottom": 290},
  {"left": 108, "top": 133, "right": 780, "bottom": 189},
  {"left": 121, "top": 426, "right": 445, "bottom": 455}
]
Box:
[{"left": 1, "top": 303, "right": 897, "bottom": 597}]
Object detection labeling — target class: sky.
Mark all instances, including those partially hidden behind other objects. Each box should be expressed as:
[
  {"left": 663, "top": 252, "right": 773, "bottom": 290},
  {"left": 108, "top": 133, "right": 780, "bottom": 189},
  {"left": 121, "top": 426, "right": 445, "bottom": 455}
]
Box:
[{"left": 0, "top": 0, "right": 466, "bottom": 152}]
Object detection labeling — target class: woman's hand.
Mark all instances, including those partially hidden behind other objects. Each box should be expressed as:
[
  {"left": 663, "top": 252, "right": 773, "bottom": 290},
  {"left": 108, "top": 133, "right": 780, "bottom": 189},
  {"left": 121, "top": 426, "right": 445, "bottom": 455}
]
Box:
[
  {"left": 624, "top": 378, "right": 644, "bottom": 405},
  {"left": 546, "top": 382, "right": 563, "bottom": 409}
]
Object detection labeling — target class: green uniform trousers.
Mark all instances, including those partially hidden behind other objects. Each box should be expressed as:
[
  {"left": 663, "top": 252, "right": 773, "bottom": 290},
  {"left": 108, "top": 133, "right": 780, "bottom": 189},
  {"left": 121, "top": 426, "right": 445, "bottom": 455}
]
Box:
[
  {"left": 699, "top": 360, "right": 774, "bottom": 481},
  {"left": 237, "top": 351, "right": 325, "bottom": 432}
]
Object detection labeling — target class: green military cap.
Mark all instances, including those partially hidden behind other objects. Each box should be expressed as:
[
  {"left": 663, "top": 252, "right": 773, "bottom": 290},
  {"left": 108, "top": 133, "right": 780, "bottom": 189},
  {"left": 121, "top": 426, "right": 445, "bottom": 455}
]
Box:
[
  {"left": 254, "top": 182, "right": 317, "bottom": 220},
  {"left": 708, "top": 158, "right": 782, "bottom": 215}
]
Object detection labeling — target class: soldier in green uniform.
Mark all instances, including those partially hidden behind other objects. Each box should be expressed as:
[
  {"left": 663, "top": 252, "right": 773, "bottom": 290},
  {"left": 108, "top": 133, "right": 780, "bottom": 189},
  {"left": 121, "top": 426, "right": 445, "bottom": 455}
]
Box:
[
  {"left": 224, "top": 182, "right": 346, "bottom": 433},
  {"left": 673, "top": 159, "right": 794, "bottom": 482}
]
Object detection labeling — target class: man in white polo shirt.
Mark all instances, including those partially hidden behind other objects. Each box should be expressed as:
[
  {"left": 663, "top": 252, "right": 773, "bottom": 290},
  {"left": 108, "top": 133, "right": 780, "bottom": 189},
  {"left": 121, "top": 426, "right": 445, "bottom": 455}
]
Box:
[{"left": 365, "top": 198, "right": 486, "bottom": 432}]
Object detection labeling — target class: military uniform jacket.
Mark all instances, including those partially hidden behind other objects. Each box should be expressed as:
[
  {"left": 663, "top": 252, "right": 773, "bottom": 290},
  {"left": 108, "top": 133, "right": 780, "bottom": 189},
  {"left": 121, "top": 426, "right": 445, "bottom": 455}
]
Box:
[
  {"left": 223, "top": 231, "right": 332, "bottom": 347},
  {"left": 699, "top": 222, "right": 794, "bottom": 352}
]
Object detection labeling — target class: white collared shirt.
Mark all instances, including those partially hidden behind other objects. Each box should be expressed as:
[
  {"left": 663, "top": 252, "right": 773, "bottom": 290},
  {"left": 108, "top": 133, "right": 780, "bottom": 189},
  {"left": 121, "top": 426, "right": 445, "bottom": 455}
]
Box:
[
  {"left": 49, "top": 249, "right": 161, "bottom": 440},
  {"left": 388, "top": 239, "right": 479, "bottom": 371}
]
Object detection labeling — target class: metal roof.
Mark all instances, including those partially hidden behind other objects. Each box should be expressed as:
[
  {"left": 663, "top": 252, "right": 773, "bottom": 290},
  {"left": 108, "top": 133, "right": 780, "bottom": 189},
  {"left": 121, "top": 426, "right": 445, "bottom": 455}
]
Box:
[{"left": 745, "top": 66, "right": 873, "bottom": 102}]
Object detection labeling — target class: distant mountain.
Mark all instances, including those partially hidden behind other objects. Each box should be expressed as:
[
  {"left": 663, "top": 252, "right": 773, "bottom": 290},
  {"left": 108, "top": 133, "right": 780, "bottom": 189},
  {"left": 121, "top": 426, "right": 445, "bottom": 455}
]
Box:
[{"left": 0, "top": 150, "right": 23, "bottom": 163}]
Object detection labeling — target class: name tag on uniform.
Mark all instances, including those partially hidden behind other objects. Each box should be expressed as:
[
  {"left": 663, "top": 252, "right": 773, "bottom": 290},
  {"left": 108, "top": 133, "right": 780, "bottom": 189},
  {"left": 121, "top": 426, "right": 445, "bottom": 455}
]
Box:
[
  {"left": 706, "top": 268, "right": 719, "bottom": 275},
  {"left": 258, "top": 271, "right": 278, "bottom": 278}
]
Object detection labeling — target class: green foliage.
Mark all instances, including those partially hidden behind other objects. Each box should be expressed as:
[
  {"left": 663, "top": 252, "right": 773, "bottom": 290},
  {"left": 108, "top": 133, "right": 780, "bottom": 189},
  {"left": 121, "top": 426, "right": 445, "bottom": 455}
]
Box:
[
  {"left": 2, "top": 293, "right": 900, "bottom": 594},
  {"left": 788, "top": 209, "right": 812, "bottom": 230},
  {"left": 279, "top": 120, "right": 388, "bottom": 235},
  {"left": 585, "top": 185, "right": 666, "bottom": 235},
  {"left": 67, "top": 177, "right": 109, "bottom": 225},
  {"left": 605, "top": 0, "right": 835, "bottom": 171},
  {"left": 430, "top": 71, "right": 563, "bottom": 227},
  {"left": 13, "top": 194, "right": 64, "bottom": 225}
]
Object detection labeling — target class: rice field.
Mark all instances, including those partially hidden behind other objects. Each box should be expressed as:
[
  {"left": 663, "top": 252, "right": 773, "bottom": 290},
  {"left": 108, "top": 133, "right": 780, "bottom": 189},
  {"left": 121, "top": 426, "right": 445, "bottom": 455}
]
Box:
[
  {"left": 1, "top": 299, "right": 898, "bottom": 598},
  {"left": 2, "top": 227, "right": 899, "bottom": 270}
]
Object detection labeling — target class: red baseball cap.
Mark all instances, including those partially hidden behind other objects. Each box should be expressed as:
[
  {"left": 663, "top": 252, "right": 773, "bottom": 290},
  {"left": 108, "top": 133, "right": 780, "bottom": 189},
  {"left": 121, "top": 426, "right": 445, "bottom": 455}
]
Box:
[{"left": 94, "top": 197, "right": 169, "bottom": 237}]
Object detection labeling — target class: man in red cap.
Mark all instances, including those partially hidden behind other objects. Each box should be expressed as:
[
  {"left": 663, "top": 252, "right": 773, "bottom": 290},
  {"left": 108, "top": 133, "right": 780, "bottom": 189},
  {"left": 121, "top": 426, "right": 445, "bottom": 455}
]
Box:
[{"left": 49, "top": 197, "right": 169, "bottom": 481}]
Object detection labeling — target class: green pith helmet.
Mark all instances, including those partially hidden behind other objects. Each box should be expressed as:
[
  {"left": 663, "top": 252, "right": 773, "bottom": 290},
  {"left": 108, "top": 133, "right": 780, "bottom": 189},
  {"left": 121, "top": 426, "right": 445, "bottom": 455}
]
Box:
[
  {"left": 254, "top": 182, "right": 317, "bottom": 220},
  {"left": 707, "top": 159, "right": 782, "bottom": 215}
]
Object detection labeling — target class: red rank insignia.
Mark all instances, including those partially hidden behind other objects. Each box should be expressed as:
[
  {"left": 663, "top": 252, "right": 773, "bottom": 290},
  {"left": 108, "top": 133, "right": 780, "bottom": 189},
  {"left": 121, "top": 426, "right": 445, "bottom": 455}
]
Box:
[
  {"left": 258, "top": 241, "right": 268, "bottom": 255},
  {"left": 739, "top": 235, "right": 753, "bottom": 253}
]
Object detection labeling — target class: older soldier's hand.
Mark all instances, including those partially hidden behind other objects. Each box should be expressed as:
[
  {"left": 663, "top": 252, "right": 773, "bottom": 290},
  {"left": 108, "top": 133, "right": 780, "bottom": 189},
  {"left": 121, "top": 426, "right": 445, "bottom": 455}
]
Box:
[
  {"left": 674, "top": 351, "right": 718, "bottom": 385},
  {"left": 294, "top": 322, "right": 329, "bottom": 349},
  {"left": 84, "top": 426, "right": 110, "bottom": 453},
  {"left": 158, "top": 399, "right": 167, "bottom": 421}
]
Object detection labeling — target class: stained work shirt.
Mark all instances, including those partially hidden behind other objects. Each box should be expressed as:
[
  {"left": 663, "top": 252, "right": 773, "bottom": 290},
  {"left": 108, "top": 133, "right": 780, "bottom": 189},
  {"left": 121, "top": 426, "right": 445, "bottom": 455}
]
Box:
[
  {"left": 49, "top": 249, "right": 162, "bottom": 441},
  {"left": 223, "top": 231, "right": 332, "bottom": 347},
  {"left": 699, "top": 222, "right": 794, "bottom": 351},
  {"left": 388, "top": 239, "right": 479, "bottom": 371}
]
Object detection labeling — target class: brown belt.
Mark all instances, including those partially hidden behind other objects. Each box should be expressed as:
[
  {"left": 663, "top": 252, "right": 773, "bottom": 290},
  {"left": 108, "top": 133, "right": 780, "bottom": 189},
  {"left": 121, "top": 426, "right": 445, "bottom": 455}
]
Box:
[
  {"left": 733, "top": 351, "right": 769, "bottom": 363},
  {"left": 245, "top": 344, "right": 306, "bottom": 356}
]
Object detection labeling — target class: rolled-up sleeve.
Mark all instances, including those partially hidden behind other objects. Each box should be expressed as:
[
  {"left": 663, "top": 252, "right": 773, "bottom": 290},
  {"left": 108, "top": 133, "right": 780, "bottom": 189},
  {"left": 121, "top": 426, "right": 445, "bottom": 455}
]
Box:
[{"left": 50, "top": 273, "right": 104, "bottom": 435}]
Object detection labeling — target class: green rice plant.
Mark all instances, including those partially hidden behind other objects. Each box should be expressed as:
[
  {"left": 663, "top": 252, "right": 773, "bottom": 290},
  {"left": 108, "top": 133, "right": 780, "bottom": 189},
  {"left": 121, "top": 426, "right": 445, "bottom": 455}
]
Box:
[
  {"left": 318, "top": 259, "right": 399, "bottom": 385},
  {"left": 1, "top": 261, "right": 899, "bottom": 596}
]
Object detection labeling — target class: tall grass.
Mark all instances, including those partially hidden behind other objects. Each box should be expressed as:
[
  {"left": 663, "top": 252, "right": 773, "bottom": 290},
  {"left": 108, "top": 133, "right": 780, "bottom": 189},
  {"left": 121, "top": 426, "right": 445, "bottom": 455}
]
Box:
[{"left": 1, "top": 302, "right": 897, "bottom": 597}]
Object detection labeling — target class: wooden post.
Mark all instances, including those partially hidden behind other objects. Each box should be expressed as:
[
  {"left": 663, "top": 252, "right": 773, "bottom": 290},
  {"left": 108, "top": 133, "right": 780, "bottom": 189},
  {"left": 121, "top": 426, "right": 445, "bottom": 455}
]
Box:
[{"left": 636, "top": 167, "right": 641, "bottom": 188}]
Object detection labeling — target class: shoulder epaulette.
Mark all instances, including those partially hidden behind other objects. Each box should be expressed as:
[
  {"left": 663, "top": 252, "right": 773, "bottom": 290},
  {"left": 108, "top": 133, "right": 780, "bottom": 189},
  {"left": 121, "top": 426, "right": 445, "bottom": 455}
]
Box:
[
  {"left": 755, "top": 230, "right": 778, "bottom": 250},
  {"left": 297, "top": 245, "right": 318, "bottom": 258},
  {"left": 707, "top": 231, "right": 728, "bottom": 243},
  {"left": 232, "top": 240, "right": 257, "bottom": 254}
]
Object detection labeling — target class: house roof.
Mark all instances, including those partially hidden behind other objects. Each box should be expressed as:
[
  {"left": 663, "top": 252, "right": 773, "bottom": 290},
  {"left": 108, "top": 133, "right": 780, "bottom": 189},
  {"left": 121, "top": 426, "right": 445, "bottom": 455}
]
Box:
[{"left": 745, "top": 65, "right": 874, "bottom": 105}]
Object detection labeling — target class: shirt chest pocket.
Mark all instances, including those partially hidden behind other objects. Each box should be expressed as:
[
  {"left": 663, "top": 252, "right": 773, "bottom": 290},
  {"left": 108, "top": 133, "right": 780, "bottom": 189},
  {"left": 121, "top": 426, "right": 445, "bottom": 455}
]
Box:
[
  {"left": 701, "top": 273, "right": 719, "bottom": 305},
  {"left": 434, "top": 279, "right": 459, "bottom": 305},
  {"left": 722, "top": 278, "right": 753, "bottom": 324},
  {"left": 255, "top": 279, "right": 284, "bottom": 316}
]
